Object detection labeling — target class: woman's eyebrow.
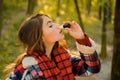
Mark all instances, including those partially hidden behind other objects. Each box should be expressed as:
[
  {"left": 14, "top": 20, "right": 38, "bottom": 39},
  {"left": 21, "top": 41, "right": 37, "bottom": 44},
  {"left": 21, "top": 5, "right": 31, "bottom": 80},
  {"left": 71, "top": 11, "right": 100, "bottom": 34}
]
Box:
[{"left": 47, "top": 21, "right": 52, "bottom": 25}]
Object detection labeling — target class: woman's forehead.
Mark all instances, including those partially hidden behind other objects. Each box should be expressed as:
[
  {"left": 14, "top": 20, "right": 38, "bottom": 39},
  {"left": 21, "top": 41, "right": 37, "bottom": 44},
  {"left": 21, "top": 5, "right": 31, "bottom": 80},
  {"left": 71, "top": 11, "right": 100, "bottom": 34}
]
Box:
[{"left": 42, "top": 16, "right": 52, "bottom": 23}]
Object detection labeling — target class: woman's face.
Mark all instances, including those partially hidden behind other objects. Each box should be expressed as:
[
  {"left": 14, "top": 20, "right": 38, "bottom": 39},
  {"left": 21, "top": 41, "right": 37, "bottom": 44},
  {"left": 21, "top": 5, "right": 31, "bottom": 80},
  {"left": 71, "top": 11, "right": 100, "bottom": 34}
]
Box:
[{"left": 42, "top": 16, "right": 64, "bottom": 44}]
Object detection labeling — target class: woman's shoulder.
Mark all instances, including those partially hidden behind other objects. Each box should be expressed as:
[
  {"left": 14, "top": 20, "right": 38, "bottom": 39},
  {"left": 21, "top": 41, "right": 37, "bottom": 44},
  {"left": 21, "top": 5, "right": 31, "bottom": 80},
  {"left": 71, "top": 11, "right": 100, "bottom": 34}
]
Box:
[
  {"left": 21, "top": 56, "right": 44, "bottom": 79},
  {"left": 22, "top": 56, "right": 38, "bottom": 69}
]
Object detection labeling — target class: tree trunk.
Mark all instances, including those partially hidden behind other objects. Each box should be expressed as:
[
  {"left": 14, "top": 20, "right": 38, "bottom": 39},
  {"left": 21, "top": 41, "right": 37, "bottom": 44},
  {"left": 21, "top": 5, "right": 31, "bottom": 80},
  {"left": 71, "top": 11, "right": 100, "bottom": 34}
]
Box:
[
  {"left": 107, "top": 0, "right": 112, "bottom": 22},
  {"left": 57, "top": 0, "right": 61, "bottom": 16},
  {"left": 73, "top": 0, "right": 84, "bottom": 31},
  {"left": 86, "top": 0, "right": 92, "bottom": 15},
  {"left": 98, "top": 0, "right": 102, "bottom": 20},
  {"left": 0, "top": 0, "right": 3, "bottom": 39},
  {"left": 27, "top": 0, "right": 36, "bottom": 14},
  {"left": 99, "top": 2, "right": 107, "bottom": 59},
  {"left": 111, "top": 0, "right": 120, "bottom": 79}
]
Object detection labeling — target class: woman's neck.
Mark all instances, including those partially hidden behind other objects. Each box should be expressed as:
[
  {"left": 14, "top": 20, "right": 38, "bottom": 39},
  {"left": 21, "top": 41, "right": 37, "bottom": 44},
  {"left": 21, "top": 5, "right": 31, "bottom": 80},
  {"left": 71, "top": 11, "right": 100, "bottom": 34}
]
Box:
[{"left": 44, "top": 42, "right": 55, "bottom": 58}]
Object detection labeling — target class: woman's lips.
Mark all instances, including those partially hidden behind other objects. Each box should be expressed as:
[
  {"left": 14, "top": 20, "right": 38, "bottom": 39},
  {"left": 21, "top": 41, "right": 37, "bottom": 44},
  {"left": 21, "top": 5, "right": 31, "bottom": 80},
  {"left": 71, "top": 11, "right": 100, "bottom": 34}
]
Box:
[{"left": 60, "top": 30, "right": 62, "bottom": 33}]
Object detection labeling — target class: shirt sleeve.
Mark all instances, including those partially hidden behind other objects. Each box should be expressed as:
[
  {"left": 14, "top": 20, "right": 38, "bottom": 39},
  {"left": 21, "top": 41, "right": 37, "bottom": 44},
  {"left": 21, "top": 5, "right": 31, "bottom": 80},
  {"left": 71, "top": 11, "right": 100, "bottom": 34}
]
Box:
[
  {"left": 76, "top": 33, "right": 92, "bottom": 46},
  {"left": 6, "top": 64, "right": 44, "bottom": 80},
  {"left": 70, "top": 34, "right": 101, "bottom": 76},
  {"left": 23, "top": 64, "right": 44, "bottom": 80},
  {"left": 6, "top": 64, "right": 24, "bottom": 80},
  {"left": 6, "top": 72, "right": 16, "bottom": 80},
  {"left": 71, "top": 51, "right": 101, "bottom": 76}
]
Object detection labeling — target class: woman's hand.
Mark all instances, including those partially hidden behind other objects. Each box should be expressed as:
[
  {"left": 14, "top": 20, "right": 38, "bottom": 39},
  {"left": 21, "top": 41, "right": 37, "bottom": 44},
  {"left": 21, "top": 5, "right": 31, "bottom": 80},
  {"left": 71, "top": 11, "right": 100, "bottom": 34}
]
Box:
[{"left": 64, "top": 21, "right": 84, "bottom": 39}]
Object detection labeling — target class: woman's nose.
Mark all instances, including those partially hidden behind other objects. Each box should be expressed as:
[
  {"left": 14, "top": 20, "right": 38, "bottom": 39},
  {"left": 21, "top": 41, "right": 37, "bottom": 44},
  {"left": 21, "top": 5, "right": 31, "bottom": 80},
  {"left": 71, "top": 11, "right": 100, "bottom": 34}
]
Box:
[{"left": 56, "top": 24, "right": 62, "bottom": 29}]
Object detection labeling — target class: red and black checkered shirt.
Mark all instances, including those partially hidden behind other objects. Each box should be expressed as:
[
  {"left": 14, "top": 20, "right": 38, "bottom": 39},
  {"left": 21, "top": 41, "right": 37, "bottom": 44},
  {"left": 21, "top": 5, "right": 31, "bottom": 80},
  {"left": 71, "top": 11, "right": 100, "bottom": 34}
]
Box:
[{"left": 7, "top": 34, "right": 101, "bottom": 80}]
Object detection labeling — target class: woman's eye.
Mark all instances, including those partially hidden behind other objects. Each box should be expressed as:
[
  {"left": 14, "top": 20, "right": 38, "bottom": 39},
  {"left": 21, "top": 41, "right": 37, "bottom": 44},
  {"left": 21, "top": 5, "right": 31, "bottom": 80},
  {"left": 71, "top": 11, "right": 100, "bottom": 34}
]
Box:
[{"left": 49, "top": 25, "right": 53, "bottom": 28}]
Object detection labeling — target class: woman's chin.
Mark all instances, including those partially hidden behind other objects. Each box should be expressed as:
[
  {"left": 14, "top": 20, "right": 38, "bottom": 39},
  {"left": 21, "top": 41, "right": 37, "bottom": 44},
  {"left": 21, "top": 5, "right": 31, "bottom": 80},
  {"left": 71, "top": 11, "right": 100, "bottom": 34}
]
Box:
[{"left": 61, "top": 35, "right": 64, "bottom": 39}]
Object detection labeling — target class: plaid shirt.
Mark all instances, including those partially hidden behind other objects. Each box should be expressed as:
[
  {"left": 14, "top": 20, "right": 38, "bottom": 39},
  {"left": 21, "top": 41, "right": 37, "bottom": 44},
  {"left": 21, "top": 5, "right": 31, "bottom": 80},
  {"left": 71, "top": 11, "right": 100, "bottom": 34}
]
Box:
[{"left": 7, "top": 34, "right": 101, "bottom": 80}]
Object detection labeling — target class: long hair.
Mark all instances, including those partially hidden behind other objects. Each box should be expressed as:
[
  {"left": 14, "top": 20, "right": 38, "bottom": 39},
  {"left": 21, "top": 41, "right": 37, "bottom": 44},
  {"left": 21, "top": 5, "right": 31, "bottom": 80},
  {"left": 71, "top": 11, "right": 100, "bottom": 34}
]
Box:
[
  {"left": 5, "top": 13, "right": 68, "bottom": 73},
  {"left": 19, "top": 14, "right": 46, "bottom": 53}
]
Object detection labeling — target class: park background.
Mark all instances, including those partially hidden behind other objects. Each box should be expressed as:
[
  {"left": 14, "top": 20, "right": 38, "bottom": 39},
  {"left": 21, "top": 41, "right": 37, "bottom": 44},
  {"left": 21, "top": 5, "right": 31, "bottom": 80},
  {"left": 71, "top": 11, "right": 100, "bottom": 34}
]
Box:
[{"left": 0, "top": 0, "right": 120, "bottom": 80}]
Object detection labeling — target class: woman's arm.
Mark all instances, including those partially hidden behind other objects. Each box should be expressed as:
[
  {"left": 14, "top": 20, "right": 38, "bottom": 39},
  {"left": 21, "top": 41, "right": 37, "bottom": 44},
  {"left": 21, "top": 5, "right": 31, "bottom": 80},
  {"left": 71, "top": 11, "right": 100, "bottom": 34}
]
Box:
[
  {"left": 63, "top": 21, "right": 101, "bottom": 76},
  {"left": 22, "top": 64, "right": 43, "bottom": 80},
  {"left": 22, "top": 56, "right": 44, "bottom": 79},
  {"left": 70, "top": 34, "right": 101, "bottom": 76},
  {"left": 6, "top": 57, "right": 43, "bottom": 80}
]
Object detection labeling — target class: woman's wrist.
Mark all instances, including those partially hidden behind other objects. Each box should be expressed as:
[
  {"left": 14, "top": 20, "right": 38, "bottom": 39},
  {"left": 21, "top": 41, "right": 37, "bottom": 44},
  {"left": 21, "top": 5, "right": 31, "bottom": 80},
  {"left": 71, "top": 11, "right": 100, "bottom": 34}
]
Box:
[
  {"left": 76, "top": 32, "right": 85, "bottom": 40},
  {"left": 76, "top": 33, "right": 91, "bottom": 46}
]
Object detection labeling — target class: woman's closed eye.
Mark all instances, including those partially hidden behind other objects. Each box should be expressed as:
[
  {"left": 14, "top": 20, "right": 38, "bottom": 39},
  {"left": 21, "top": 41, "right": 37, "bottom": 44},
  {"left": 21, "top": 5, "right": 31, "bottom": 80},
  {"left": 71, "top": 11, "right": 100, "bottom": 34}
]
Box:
[
  {"left": 49, "top": 25, "right": 53, "bottom": 28},
  {"left": 47, "top": 20, "right": 53, "bottom": 28}
]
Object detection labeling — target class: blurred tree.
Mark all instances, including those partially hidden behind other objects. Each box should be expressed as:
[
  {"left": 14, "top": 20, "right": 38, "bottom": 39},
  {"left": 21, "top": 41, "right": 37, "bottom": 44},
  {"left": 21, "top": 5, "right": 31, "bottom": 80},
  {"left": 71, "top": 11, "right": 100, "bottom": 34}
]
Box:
[
  {"left": 73, "top": 0, "right": 84, "bottom": 31},
  {"left": 99, "top": 1, "right": 108, "bottom": 58},
  {"left": 65, "top": 0, "right": 69, "bottom": 13},
  {"left": 27, "top": 0, "right": 36, "bottom": 14},
  {"left": 107, "top": 0, "right": 112, "bottom": 22},
  {"left": 57, "top": 0, "right": 61, "bottom": 17},
  {"left": 98, "top": 0, "right": 102, "bottom": 20},
  {"left": 86, "top": 0, "right": 92, "bottom": 15},
  {"left": 79, "top": 0, "right": 86, "bottom": 11},
  {"left": 0, "top": 0, "right": 3, "bottom": 38},
  {"left": 111, "top": 0, "right": 120, "bottom": 79}
]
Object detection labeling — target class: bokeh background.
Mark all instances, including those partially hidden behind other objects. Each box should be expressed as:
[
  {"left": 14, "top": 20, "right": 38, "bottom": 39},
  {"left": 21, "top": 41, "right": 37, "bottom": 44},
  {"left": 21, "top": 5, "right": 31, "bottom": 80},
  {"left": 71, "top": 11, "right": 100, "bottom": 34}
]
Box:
[{"left": 0, "top": 0, "right": 119, "bottom": 80}]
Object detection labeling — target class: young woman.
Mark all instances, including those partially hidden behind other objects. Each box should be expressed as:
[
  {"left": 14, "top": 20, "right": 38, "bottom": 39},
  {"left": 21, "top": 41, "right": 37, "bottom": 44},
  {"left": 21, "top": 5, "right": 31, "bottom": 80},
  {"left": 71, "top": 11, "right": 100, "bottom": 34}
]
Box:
[{"left": 6, "top": 13, "right": 100, "bottom": 80}]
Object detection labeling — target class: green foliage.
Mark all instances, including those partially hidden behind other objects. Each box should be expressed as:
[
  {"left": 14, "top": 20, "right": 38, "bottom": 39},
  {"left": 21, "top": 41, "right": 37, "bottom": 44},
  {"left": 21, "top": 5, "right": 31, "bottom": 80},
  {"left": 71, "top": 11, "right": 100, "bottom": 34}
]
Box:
[
  {"left": 0, "top": 1, "right": 27, "bottom": 79},
  {"left": 3, "top": 0, "right": 26, "bottom": 9},
  {"left": 0, "top": 17, "right": 26, "bottom": 79}
]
